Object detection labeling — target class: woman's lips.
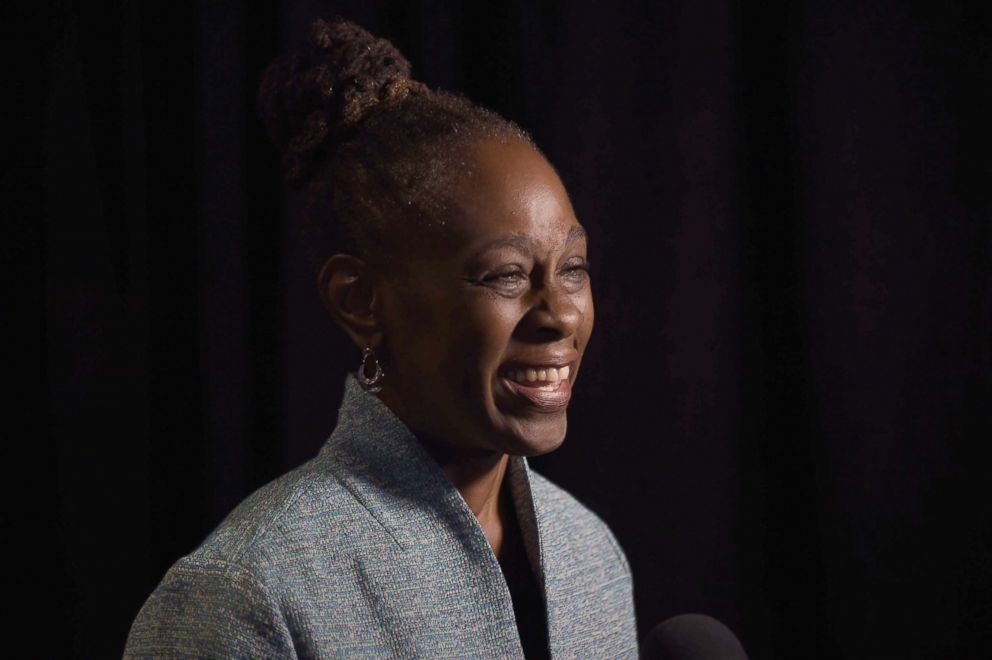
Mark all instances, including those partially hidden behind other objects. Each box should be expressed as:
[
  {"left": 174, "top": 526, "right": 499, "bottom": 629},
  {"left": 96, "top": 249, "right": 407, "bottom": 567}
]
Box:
[
  {"left": 503, "top": 377, "right": 572, "bottom": 411},
  {"left": 498, "top": 363, "right": 574, "bottom": 411}
]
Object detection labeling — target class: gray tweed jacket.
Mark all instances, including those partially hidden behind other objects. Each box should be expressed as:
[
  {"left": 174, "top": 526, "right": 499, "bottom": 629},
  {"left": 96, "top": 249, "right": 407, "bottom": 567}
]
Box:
[{"left": 124, "top": 374, "right": 638, "bottom": 658}]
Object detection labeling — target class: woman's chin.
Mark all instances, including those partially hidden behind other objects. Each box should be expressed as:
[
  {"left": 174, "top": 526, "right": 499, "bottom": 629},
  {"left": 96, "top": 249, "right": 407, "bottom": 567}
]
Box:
[
  {"left": 520, "top": 435, "right": 567, "bottom": 457},
  {"left": 498, "top": 417, "right": 569, "bottom": 457}
]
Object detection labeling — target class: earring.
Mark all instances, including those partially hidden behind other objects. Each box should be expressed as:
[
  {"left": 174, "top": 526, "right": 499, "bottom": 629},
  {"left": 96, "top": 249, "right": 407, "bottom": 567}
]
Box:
[{"left": 357, "top": 345, "right": 385, "bottom": 392}]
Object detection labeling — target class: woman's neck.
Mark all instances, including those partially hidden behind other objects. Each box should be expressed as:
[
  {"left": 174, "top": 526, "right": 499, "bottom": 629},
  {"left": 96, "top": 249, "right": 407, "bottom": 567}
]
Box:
[
  {"left": 414, "top": 433, "right": 511, "bottom": 558},
  {"left": 374, "top": 388, "right": 512, "bottom": 557}
]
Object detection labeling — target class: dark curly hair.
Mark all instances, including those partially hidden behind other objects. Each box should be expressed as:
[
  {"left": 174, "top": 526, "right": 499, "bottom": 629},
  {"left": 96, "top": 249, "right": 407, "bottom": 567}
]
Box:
[{"left": 257, "top": 17, "right": 536, "bottom": 274}]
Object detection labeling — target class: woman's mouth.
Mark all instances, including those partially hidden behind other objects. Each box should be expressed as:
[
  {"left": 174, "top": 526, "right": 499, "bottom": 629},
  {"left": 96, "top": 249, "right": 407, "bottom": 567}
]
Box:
[{"left": 498, "top": 363, "right": 573, "bottom": 411}]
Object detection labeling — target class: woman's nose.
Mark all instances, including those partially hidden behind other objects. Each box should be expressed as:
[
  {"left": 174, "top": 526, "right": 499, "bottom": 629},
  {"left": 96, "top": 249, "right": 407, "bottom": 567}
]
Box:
[{"left": 521, "top": 283, "right": 583, "bottom": 341}]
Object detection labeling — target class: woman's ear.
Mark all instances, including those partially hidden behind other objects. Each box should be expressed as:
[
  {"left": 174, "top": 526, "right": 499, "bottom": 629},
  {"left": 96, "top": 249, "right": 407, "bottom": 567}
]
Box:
[{"left": 317, "top": 254, "right": 383, "bottom": 349}]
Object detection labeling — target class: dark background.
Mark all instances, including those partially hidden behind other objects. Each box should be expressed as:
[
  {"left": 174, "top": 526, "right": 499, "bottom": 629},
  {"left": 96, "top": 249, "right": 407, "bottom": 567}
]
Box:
[{"left": 9, "top": 0, "right": 990, "bottom": 657}]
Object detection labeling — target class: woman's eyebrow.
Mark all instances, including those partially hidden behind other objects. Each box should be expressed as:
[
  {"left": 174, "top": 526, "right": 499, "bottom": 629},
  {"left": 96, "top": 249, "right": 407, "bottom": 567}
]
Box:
[
  {"left": 565, "top": 224, "right": 587, "bottom": 246},
  {"left": 473, "top": 225, "right": 587, "bottom": 257},
  {"left": 473, "top": 233, "right": 535, "bottom": 255}
]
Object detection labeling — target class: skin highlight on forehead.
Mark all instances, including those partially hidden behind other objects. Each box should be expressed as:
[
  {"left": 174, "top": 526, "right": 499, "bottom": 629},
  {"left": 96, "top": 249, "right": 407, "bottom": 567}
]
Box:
[{"left": 447, "top": 138, "right": 583, "bottom": 258}]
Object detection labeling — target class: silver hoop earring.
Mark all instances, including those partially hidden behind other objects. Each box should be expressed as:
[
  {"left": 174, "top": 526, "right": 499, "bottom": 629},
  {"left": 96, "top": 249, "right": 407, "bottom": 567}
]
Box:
[{"left": 357, "top": 345, "right": 385, "bottom": 392}]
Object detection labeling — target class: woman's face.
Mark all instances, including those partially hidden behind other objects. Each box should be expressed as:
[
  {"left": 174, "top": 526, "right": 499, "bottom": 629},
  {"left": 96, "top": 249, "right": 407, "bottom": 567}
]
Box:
[{"left": 375, "top": 137, "right": 593, "bottom": 458}]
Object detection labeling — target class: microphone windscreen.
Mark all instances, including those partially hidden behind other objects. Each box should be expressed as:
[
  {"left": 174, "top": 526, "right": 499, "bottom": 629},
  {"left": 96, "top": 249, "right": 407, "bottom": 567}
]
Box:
[{"left": 640, "top": 613, "right": 748, "bottom": 660}]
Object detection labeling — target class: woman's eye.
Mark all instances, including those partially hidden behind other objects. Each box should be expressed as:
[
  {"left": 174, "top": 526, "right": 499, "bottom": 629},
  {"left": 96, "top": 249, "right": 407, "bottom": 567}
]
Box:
[
  {"left": 485, "top": 270, "right": 527, "bottom": 285},
  {"left": 561, "top": 260, "right": 591, "bottom": 282}
]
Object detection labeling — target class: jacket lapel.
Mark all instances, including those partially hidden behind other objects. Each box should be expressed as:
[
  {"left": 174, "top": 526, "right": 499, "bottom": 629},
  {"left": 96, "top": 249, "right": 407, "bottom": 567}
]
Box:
[{"left": 319, "top": 375, "right": 532, "bottom": 655}]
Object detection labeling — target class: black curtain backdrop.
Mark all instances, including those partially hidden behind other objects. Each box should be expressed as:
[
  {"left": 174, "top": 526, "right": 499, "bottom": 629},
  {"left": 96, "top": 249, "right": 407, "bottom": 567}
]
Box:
[{"left": 13, "top": 0, "right": 990, "bottom": 657}]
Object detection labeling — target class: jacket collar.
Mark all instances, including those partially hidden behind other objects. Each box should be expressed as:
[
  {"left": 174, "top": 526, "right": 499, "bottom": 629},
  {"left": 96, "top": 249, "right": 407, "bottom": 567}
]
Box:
[
  {"left": 318, "top": 373, "right": 545, "bottom": 579},
  {"left": 319, "top": 374, "right": 602, "bottom": 657}
]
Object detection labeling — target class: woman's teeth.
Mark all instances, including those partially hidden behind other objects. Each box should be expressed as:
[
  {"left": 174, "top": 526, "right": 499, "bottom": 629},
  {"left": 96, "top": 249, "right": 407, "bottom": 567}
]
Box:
[{"left": 505, "top": 365, "right": 570, "bottom": 388}]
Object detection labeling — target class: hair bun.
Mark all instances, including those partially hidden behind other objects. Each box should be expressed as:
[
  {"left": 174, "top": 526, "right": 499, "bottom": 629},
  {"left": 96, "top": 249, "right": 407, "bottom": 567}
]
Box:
[{"left": 257, "top": 17, "right": 420, "bottom": 184}]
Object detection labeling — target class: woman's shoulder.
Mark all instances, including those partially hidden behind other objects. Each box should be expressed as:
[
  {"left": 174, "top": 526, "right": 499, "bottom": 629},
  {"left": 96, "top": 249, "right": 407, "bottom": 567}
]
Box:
[
  {"left": 124, "top": 450, "right": 385, "bottom": 655},
  {"left": 181, "top": 450, "right": 375, "bottom": 572},
  {"left": 123, "top": 456, "right": 339, "bottom": 656}
]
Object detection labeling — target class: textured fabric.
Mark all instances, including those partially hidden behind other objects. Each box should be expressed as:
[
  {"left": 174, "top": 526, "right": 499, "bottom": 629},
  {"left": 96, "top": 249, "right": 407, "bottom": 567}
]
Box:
[{"left": 125, "top": 374, "right": 638, "bottom": 658}]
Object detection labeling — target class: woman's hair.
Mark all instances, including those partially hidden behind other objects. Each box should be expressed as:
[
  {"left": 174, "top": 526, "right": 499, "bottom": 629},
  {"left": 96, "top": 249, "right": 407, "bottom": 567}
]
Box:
[{"left": 257, "top": 17, "right": 535, "bottom": 274}]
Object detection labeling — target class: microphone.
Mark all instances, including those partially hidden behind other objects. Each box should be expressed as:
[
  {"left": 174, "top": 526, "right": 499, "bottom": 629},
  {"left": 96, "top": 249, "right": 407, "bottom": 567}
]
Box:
[{"left": 640, "top": 614, "right": 748, "bottom": 660}]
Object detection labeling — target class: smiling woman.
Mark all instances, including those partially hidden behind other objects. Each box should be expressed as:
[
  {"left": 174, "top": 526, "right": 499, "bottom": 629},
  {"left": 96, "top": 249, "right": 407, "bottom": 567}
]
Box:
[
  {"left": 124, "top": 17, "right": 636, "bottom": 659},
  {"left": 366, "top": 138, "right": 594, "bottom": 461}
]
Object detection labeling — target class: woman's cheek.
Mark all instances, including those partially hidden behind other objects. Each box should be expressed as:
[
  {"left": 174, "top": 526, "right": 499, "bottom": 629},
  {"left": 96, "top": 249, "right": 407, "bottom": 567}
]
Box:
[
  {"left": 465, "top": 292, "right": 523, "bottom": 325},
  {"left": 582, "top": 292, "right": 594, "bottom": 335}
]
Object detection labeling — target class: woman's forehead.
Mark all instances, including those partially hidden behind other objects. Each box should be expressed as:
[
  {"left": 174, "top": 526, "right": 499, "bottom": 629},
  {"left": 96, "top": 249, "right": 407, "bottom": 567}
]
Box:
[
  {"left": 391, "top": 137, "right": 582, "bottom": 270},
  {"left": 445, "top": 139, "right": 581, "bottom": 251}
]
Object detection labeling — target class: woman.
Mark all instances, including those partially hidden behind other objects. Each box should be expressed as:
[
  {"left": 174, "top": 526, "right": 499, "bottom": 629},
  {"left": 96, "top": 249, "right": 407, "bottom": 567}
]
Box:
[{"left": 125, "top": 18, "right": 637, "bottom": 658}]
